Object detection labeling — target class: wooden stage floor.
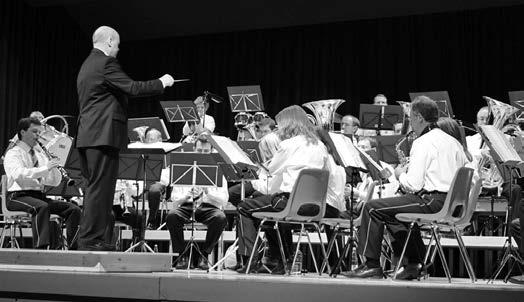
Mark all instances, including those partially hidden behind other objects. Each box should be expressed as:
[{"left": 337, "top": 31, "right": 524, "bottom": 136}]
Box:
[{"left": 0, "top": 266, "right": 523, "bottom": 302}]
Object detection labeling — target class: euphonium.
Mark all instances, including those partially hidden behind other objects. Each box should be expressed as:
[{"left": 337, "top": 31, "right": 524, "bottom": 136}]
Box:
[
  {"left": 36, "top": 140, "right": 75, "bottom": 186},
  {"left": 303, "top": 99, "right": 345, "bottom": 131},
  {"left": 478, "top": 96, "right": 520, "bottom": 188}
]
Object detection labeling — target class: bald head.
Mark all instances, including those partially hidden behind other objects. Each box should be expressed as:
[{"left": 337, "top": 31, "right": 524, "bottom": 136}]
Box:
[{"left": 92, "top": 26, "right": 120, "bottom": 57}]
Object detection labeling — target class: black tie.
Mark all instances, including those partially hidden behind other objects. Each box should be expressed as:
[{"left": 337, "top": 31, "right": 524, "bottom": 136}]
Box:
[{"left": 29, "top": 148, "right": 39, "bottom": 167}]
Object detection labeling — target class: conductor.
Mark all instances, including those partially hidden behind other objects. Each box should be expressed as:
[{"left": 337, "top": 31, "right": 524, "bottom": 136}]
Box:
[{"left": 75, "top": 25, "right": 175, "bottom": 251}]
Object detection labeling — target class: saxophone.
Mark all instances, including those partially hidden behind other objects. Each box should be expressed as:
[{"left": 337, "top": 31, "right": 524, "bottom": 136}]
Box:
[{"left": 395, "top": 131, "right": 416, "bottom": 167}]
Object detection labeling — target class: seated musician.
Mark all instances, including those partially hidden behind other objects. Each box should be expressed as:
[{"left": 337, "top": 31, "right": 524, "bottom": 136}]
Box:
[
  {"left": 235, "top": 105, "right": 335, "bottom": 274},
  {"left": 182, "top": 96, "right": 216, "bottom": 142},
  {"left": 345, "top": 96, "right": 469, "bottom": 279},
  {"left": 509, "top": 203, "right": 524, "bottom": 283},
  {"left": 356, "top": 137, "right": 398, "bottom": 199},
  {"left": 167, "top": 143, "right": 228, "bottom": 270},
  {"left": 465, "top": 107, "right": 522, "bottom": 235},
  {"left": 3, "top": 117, "right": 81, "bottom": 249},
  {"left": 255, "top": 117, "right": 277, "bottom": 141},
  {"left": 373, "top": 94, "right": 388, "bottom": 106},
  {"left": 105, "top": 128, "right": 169, "bottom": 244},
  {"left": 340, "top": 115, "right": 360, "bottom": 143}
]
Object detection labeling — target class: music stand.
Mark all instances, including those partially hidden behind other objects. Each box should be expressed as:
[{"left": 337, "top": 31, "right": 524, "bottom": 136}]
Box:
[
  {"left": 119, "top": 148, "right": 165, "bottom": 253},
  {"left": 479, "top": 125, "right": 524, "bottom": 282},
  {"left": 227, "top": 85, "right": 264, "bottom": 112},
  {"left": 376, "top": 135, "right": 403, "bottom": 165},
  {"left": 359, "top": 104, "right": 403, "bottom": 133},
  {"left": 409, "top": 91, "right": 454, "bottom": 118},
  {"left": 237, "top": 140, "right": 262, "bottom": 164},
  {"left": 508, "top": 91, "right": 524, "bottom": 123},
  {"left": 169, "top": 152, "right": 222, "bottom": 270},
  {"left": 205, "top": 135, "right": 259, "bottom": 271},
  {"left": 160, "top": 100, "right": 199, "bottom": 123},
  {"left": 128, "top": 117, "right": 170, "bottom": 142}
]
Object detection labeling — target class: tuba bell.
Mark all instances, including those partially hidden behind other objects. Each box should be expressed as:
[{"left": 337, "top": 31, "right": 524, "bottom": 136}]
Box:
[
  {"left": 302, "top": 99, "right": 345, "bottom": 131},
  {"left": 478, "top": 96, "right": 520, "bottom": 189}
]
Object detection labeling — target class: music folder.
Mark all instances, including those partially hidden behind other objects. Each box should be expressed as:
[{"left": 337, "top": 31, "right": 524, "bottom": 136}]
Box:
[
  {"left": 206, "top": 134, "right": 259, "bottom": 181},
  {"left": 478, "top": 125, "right": 524, "bottom": 180}
]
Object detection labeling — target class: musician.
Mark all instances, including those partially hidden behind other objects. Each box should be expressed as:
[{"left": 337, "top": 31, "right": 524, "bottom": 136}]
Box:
[
  {"left": 373, "top": 94, "right": 388, "bottom": 106},
  {"left": 255, "top": 117, "right": 276, "bottom": 141},
  {"left": 236, "top": 105, "right": 332, "bottom": 274},
  {"left": 341, "top": 115, "right": 360, "bottom": 143},
  {"left": 75, "top": 25, "right": 174, "bottom": 251},
  {"left": 167, "top": 163, "right": 228, "bottom": 270},
  {"left": 345, "top": 96, "right": 469, "bottom": 279},
  {"left": 465, "top": 106, "right": 489, "bottom": 158},
  {"left": 182, "top": 96, "right": 216, "bottom": 139},
  {"left": 355, "top": 137, "right": 398, "bottom": 199},
  {"left": 105, "top": 128, "right": 168, "bottom": 242},
  {"left": 3, "top": 117, "right": 81, "bottom": 249}
]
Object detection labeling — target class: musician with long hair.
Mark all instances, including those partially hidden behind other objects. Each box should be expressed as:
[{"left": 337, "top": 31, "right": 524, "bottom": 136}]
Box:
[
  {"left": 235, "top": 105, "right": 331, "bottom": 273},
  {"left": 3, "top": 117, "right": 81, "bottom": 249},
  {"left": 345, "top": 96, "right": 469, "bottom": 279}
]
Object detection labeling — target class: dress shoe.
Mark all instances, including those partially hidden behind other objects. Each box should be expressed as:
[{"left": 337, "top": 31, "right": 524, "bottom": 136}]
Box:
[
  {"left": 175, "top": 256, "right": 190, "bottom": 270},
  {"left": 341, "top": 263, "right": 383, "bottom": 279},
  {"left": 197, "top": 256, "right": 209, "bottom": 270},
  {"left": 236, "top": 262, "right": 259, "bottom": 273},
  {"left": 78, "top": 242, "right": 115, "bottom": 251},
  {"left": 509, "top": 274, "right": 524, "bottom": 285},
  {"left": 394, "top": 263, "right": 424, "bottom": 280}
]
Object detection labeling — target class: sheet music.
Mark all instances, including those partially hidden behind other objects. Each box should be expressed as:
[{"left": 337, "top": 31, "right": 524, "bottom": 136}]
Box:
[
  {"left": 480, "top": 125, "right": 521, "bottom": 163},
  {"left": 328, "top": 133, "right": 366, "bottom": 169},
  {"left": 208, "top": 135, "right": 256, "bottom": 166},
  {"left": 127, "top": 141, "right": 181, "bottom": 153}
]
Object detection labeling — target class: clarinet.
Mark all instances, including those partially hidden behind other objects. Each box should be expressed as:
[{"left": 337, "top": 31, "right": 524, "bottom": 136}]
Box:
[{"left": 36, "top": 140, "right": 75, "bottom": 186}]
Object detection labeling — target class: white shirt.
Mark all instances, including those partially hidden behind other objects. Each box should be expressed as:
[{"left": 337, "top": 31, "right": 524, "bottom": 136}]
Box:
[
  {"left": 324, "top": 154, "right": 346, "bottom": 211},
  {"left": 170, "top": 176, "right": 229, "bottom": 209},
  {"left": 4, "top": 141, "right": 62, "bottom": 192},
  {"left": 466, "top": 133, "right": 483, "bottom": 160},
  {"left": 268, "top": 135, "right": 328, "bottom": 194},
  {"left": 182, "top": 114, "right": 215, "bottom": 136},
  {"left": 399, "top": 128, "right": 468, "bottom": 193}
]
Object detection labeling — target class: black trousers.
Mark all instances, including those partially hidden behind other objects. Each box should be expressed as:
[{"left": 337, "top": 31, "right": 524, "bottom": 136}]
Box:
[
  {"left": 357, "top": 192, "right": 446, "bottom": 264},
  {"left": 228, "top": 182, "right": 263, "bottom": 207},
  {"left": 78, "top": 146, "right": 119, "bottom": 247},
  {"left": 166, "top": 202, "right": 227, "bottom": 254},
  {"left": 7, "top": 191, "right": 81, "bottom": 249},
  {"left": 507, "top": 183, "right": 524, "bottom": 255}
]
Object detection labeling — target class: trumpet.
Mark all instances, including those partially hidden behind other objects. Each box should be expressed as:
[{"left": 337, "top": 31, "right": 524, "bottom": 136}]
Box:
[{"left": 36, "top": 139, "right": 75, "bottom": 186}]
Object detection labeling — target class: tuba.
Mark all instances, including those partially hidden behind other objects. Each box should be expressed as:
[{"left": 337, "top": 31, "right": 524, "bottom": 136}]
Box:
[
  {"left": 478, "top": 96, "right": 520, "bottom": 188},
  {"left": 302, "top": 99, "right": 345, "bottom": 131}
]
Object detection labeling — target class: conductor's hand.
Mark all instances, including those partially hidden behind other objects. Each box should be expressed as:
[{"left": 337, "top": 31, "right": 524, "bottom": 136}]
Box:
[
  {"left": 46, "top": 158, "right": 60, "bottom": 170},
  {"left": 159, "top": 74, "right": 175, "bottom": 88}
]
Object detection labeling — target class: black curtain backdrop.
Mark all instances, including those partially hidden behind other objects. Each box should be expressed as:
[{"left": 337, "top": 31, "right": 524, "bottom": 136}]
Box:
[
  {"left": 0, "top": 0, "right": 89, "bottom": 154},
  {"left": 2, "top": 2, "right": 524, "bottom": 152},
  {"left": 118, "top": 5, "right": 524, "bottom": 140}
]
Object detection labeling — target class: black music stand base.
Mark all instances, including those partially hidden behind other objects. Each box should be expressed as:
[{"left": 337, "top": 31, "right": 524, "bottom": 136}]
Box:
[{"left": 173, "top": 202, "right": 210, "bottom": 272}]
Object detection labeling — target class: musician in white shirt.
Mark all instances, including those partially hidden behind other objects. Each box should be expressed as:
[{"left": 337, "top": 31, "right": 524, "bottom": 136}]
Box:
[
  {"left": 3, "top": 117, "right": 81, "bottom": 249},
  {"left": 182, "top": 96, "right": 216, "bottom": 138},
  {"left": 466, "top": 106, "right": 489, "bottom": 159},
  {"left": 167, "top": 153, "right": 228, "bottom": 270},
  {"left": 236, "top": 105, "right": 330, "bottom": 273},
  {"left": 345, "top": 96, "right": 469, "bottom": 279}
]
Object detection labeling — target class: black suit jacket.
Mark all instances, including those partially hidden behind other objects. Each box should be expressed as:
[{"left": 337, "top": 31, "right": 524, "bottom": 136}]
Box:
[{"left": 75, "top": 48, "right": 164, "bottom": 149}]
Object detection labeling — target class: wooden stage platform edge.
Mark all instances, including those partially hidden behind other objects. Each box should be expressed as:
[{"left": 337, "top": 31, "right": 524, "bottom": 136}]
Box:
[{"left": 0, "top": 268, "right": 524, "bottom": 302}]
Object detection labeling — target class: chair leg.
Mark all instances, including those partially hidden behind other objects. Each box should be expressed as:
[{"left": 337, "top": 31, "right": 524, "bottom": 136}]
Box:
[
  {"left": 314, "top": 224, "right": 330, "bottom": 275},
  {"left": 246, "top": 219, "right": 264, "bottom": 274},
  {"left": 305, "top": 227, "right": 319, "bottom": 275},
  {"left": 321, "top": 225, "right": 339, "bottom": 273},
  {"left": 0, "top": 224, "right": 7, "bottom": 248},
  {"left": 454, "top": 227, "right": 476, "bottom": 283},
  {"left": 393, "top": 222, "right": 414, "bottom": 279},
  {"left": 433, "top": 226, "right": 452, "bottom": 282},
  {"left": 291, "top": 224, "right": 304, "bottom": 274},
  {"left": 274, "top": 221, "right": 289, "bottom": 275}
]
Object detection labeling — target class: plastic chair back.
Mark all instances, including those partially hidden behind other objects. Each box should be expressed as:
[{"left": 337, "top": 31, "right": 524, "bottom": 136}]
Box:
[
  {"left": 437, "top": 167, "right": 474, "bottom": 223},
  {"left": 283, "top": 169, "right": 330, "bottom": 222},
  {"left": 452, "top": 177, "right": 482, "bottom": 228},
  {"left": 1, "top": 175, "right": 30, "bottom": 220}
]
